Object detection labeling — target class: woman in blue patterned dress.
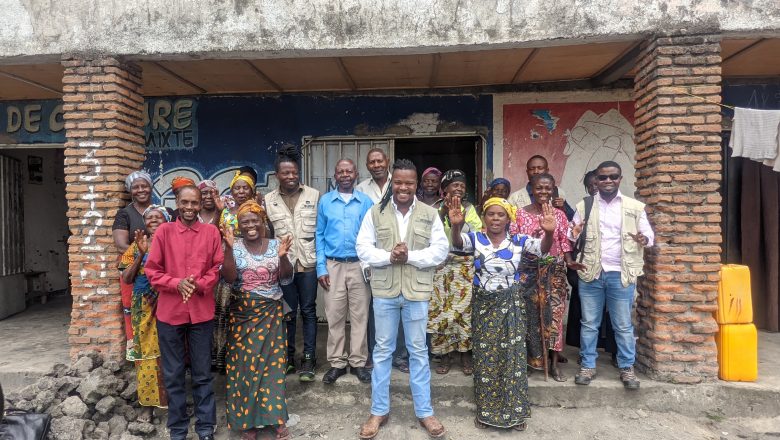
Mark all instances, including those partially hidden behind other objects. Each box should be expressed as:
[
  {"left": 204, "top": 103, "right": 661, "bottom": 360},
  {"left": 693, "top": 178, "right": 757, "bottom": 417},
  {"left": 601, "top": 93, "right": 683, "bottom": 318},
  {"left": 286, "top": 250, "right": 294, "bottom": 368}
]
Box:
[{"left": 449, "top": 197, "right": 554, "bottom": 431}]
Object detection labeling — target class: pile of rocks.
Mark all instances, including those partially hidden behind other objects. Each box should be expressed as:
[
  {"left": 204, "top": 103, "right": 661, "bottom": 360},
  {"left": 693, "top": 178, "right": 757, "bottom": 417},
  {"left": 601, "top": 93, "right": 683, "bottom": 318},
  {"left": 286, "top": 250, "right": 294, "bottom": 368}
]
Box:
[{"left": 4, "top": 351, "right": 160, "bottom": 440}]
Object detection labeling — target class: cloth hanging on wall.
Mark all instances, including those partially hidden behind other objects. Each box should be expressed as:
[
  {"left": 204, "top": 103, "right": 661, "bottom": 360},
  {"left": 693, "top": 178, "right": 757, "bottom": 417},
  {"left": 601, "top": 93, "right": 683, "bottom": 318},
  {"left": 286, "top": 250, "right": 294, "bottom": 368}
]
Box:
[{"left": 730, "top": 107, "right": 780, "bottom": 172}]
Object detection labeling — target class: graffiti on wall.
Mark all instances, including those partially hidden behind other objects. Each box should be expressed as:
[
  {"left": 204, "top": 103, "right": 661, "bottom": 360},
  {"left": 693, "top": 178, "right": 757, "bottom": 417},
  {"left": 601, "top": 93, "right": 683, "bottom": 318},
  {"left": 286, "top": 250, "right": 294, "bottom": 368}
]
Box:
[
  {"left": 502, "top": 101, "right": 636, "bottom": 203},
  {"left": 152, "top": 166, "right": 278, "bottom": 209}
]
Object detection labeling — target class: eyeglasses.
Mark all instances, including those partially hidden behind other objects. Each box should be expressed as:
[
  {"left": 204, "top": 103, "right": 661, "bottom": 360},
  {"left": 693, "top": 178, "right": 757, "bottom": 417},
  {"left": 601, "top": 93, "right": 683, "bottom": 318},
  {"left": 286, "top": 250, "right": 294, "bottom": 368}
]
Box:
[{"left": 597, "top": 174, "right": 621, "bottom": 182}]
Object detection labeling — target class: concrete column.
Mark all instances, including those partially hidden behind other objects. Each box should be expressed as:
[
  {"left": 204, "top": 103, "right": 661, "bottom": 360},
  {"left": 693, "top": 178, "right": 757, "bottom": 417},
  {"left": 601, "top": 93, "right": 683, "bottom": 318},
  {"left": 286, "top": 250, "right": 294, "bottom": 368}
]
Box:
[
  {"left": 62, "top": 56, "right": 145, "bottom": 361},
  {"left": 633, "top": 35, "right": 722, "bottom": 383}
]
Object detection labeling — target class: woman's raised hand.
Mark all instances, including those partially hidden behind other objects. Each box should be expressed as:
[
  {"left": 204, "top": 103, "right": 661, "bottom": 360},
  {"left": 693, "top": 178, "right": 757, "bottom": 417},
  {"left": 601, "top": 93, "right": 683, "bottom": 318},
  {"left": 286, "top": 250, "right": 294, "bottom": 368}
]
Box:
[
  {"left": 540, "top": 203, "right": 557, "bottom": 233},
  {"left": 220, "top": 226, "right": 235, "bottom": 248},
  {"left": 448, "top": 196, "right": 465, "bottom": 226},
  {"left": 278, "top": 235, "right": 293, "bottom": 258},
  {"left": 134, "top": 230, "right": 149, "bottom": 254}
]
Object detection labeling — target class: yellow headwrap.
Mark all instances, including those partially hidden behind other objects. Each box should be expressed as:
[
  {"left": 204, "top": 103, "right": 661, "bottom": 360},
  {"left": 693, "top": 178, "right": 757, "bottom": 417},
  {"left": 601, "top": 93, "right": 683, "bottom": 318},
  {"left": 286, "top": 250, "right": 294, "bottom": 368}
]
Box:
[
  {"left": 236, "top": 200, "right": 267, "bottom": 224},
  {"left": 482, "top": 197, "right": 517, "bottom": 223},
  {"left": 229, "top": 171, "right": 256, "bottom": 191}
]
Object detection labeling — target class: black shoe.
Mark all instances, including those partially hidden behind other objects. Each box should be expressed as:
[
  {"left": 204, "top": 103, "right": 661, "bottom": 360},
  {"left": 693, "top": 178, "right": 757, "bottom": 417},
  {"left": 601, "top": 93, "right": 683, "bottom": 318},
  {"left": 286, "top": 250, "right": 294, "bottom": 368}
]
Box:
[
  {"left": 286, "top": 357, "right": 297, "bottom": 375},
  {"left": 299, "top": 354, "right": 316, "bottom": 382},
  {"left": 322, "top": 367, "right": 347, "bottom": 384},
  {"left": 351, "top": 366, "right": 372, "bottom": 383}
]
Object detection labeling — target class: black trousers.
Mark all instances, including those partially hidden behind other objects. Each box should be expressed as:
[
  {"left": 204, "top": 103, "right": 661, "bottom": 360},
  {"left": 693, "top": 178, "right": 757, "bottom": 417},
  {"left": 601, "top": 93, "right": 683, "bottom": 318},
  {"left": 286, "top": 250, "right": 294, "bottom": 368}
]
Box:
[{"left": 157, "top": 320, "right": 216, "bottom": 440}]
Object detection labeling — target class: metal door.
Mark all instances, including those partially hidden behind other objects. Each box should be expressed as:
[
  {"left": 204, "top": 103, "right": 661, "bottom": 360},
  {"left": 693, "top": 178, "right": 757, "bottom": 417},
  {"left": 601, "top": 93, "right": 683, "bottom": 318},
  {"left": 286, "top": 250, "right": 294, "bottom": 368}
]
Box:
[
  {"left": 0, "top": 155, "right": 24, "bottom": 276},
  {"left": 301, "top": 137, "right": 394, "bottom": 193}
]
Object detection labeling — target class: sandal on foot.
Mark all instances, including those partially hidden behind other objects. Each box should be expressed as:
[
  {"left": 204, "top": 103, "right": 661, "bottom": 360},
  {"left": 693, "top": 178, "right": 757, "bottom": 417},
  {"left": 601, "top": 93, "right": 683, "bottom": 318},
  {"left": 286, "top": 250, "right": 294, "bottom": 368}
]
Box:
[
  {"left": 435, "top": 355, "right": 451, "bottom": 375},
  {"left": 275, "top": 424, "right": 291, "bottom": 440},
  {"left": 513, "top": 421, "right": 527, "bottom": 431},
  {"left": 461, "top": 352, "right": 474, "bottom": 376},
  {"left": 550, "top": 366, "right": 568, "bottom": 382},
  {"left": 240, "top": 429, "right": 257, "bottom": 440},
  {"left": 474, "top": 418, "right": 489, "bottom": 429}
]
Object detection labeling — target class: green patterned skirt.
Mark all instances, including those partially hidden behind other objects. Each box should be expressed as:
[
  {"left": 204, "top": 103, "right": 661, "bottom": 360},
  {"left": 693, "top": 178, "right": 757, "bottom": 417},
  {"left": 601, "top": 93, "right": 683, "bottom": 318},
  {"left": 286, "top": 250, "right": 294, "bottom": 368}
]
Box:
[
  {"left": 226, "top": 291, "right": 288, "bottom": 431},
  {"left": 472, "top": 283, "right": 530, "bottom": 428}
]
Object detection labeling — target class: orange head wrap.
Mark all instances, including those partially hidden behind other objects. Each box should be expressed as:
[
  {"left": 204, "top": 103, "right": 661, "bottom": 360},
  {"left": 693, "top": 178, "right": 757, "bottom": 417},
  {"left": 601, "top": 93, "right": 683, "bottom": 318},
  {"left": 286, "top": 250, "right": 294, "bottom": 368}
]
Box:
[
  {"left": 171, "top": 176, "right": 196, "bottom": 193},
  {"left": 236, "top": 200, "right": 267, "bottom": 225}
]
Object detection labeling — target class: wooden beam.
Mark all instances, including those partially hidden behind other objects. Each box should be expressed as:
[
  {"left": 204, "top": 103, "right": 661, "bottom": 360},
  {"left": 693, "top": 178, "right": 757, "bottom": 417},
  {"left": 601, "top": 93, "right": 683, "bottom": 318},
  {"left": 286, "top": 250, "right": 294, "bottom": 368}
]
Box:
[
  {"left": 591, "top": 41, "right": 642, "bottom": 86},
  {"left": 429, "top": 53, "right": 441, "bottom": 88},
  {"left": 722, "top": 38, "right": 767, "bottom": 64},
  {"left": 244, "top": 60, "right": 283, "bottom": 92},
  {"left": 0, "top": 70, "right": 62, "bottom": 95},
  {"left": 335, "top": 58, "right": 358, "bottom": 91},
  {"left": 151, "top": 61, "right": 207, "bottom": 94},
  {"left": 511, "top": 49, "right": 538, "bottom": 84}
]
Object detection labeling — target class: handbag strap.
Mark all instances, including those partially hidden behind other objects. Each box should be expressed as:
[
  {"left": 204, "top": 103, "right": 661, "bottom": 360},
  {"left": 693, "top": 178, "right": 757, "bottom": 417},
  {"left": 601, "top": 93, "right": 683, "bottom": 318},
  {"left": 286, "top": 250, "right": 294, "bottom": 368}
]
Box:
[{"left": 577, "top": 196, "right": 594, "bottom": 263}]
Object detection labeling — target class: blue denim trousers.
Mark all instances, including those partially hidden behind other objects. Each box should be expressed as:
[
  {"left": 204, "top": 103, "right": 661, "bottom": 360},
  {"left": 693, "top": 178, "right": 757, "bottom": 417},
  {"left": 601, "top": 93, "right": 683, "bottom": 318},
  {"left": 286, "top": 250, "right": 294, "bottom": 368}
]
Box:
[
  {"left": 370, "top": 295, "right": 433, "bottom": 418},
  {"left": 579, "top": 271, "right": 636, "bottom": 369},
  {"left": 281, "top": 270, "right": 318, "bottom": 357}
]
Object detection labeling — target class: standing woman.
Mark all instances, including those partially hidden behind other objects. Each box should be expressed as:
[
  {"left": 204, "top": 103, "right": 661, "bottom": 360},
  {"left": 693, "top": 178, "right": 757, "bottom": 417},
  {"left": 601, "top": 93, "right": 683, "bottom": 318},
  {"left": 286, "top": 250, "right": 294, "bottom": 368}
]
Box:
[
  {"left": 221, "top": 200, "right": 293, "bottom": 440},
  {"left": 212, "top": 170, "right": 257, "bottom": 373},
  {"left": 118, "top": 205, "right": 171, "bottom": 422},
  {"left": 197, "top": 180, "right": 221, "bottom": 226},
  {"left": 429, "top": 169, "right": 482, "bottom": 375},
  {"left": 450, "top": 197, "right": 553, "bottom": 431},
  {"left": 513, "top": 173, "right": 578, "bottom": 381},
  {"left": 417, "top": 167, "right": 443, "bottom": 207},
  {"left": 113, "top": 170, "right": 155, "bottom": 356}
]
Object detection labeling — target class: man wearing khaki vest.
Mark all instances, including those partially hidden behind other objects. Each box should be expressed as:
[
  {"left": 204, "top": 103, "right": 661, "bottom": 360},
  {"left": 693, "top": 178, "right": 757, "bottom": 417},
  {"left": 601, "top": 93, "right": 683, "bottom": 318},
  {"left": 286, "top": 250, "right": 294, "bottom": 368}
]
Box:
[
  {"left": 265, "top": 147, "right": 321, "bottom": 382},
  {"left": 355, "top": 159, "right": 449, "bottom": 439},
  {"left": 569, "top": 160, "right": 654, "bottom": 390}
]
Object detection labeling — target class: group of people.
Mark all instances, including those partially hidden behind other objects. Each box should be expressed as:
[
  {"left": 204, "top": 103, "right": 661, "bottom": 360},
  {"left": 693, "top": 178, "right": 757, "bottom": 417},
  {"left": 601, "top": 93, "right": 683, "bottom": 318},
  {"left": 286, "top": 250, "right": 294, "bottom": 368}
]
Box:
[{"left": 111, "top": 147, "right": 654, "bottom": 439}]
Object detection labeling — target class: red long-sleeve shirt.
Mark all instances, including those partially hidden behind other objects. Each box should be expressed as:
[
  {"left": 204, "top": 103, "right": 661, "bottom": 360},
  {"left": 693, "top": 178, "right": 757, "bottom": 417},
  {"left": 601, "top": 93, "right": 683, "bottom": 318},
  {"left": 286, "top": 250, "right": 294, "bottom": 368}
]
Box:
[{"left": 145, "top": 218, "right": 224, "bottom": 325}]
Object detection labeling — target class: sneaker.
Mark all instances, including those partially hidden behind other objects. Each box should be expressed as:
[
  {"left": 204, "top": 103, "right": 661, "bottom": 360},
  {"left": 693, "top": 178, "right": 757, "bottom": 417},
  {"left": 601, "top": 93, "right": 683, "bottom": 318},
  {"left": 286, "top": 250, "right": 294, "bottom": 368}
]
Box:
[
  {"left": 299, "top": 354, "right": 316, "bottom": 382},
  {"left": 575, "top": 367, "right": 596, "bottom": 385},
  {"left": 619, "top": 366, "right": 640, "bottom": 390},
  {"left": 285, "top": 357, "right": 297, "bottom": 375}
]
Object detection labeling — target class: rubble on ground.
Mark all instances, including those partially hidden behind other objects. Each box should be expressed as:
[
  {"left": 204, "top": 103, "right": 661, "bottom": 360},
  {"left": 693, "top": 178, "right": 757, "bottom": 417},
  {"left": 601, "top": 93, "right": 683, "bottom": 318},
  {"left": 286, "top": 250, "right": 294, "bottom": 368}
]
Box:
[{"left": 4, "top": 351, "right": 161, "bottom": 440}]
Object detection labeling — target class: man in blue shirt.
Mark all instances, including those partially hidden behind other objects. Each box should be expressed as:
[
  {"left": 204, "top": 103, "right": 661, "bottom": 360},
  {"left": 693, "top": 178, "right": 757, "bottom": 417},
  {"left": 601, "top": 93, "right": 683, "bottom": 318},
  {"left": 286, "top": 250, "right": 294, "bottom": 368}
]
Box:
[{"left": 316, "top": 159, "right": 374, "bottom": 384}]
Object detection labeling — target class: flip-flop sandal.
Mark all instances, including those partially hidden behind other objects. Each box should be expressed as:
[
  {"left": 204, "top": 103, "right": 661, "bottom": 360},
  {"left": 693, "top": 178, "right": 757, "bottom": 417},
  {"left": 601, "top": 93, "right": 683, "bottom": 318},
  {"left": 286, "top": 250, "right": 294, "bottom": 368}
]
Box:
[
  {"left": 435, "top": 356, "right": 451, "bottom": 375},
  {"left": 397, "top": 362, "right": 410, "bottom": 373},
  {"left": 513, "top": 422, "right": 527, "bottom": 431},
  {"left": 462, "top": 362, "right": 473, "bottom": 376},
  {"left": 551, "top": 368, "right": 568, "bottom": 382},
  {"left": 474, "top": 418, "right": 489, "bottom": 429}
]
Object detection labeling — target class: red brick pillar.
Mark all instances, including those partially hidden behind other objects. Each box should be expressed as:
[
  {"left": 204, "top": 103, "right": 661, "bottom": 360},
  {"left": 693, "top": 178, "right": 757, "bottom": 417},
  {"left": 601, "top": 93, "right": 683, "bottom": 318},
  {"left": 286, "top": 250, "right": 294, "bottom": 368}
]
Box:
[
  {"left": 62, "top": 57, "right": 145, "bottom": 361},
  {"left": 633, "top": 35, "right": 722, "bottom": 383}
]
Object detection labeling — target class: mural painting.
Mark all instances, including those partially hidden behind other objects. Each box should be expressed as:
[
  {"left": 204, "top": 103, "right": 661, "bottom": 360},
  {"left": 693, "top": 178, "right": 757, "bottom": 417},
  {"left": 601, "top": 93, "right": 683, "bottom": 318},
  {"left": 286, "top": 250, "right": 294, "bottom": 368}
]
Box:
[{"left": 502, "top": 101, "right": 636, "bottom": 202}]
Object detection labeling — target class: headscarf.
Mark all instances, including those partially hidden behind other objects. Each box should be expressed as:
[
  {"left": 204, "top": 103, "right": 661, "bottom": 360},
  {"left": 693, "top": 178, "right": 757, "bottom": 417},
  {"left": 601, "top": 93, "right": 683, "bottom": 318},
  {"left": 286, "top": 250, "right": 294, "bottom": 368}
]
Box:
[
  {"left": 236, "top": 200, "right": 266, "bottom": 224},
  {"left": 142, "top": 204, "right": 171, "bottom": 222},
  {"left": 489, "top": 178, "right": 511, "bottom": 191},
  {"left": 229, "top": 170, "right": 256, "bottom": 191},
  {"left": 171, "top": 176, "right": 196, "bottom": 193},
  {"left": 440, "top": 169, "right": 467, "bottom": 191},
  {"left": 482, "top": 197, "right": 517, "bottom": 223},
  {"left": 417, "top": 167, "right": 443, "bottom": 198},
  {"left": 197, "top": 179, "right": 217, "bottom": 191},
  {"left": 125, "top": 171, "right": 152, "bottom": 192}
]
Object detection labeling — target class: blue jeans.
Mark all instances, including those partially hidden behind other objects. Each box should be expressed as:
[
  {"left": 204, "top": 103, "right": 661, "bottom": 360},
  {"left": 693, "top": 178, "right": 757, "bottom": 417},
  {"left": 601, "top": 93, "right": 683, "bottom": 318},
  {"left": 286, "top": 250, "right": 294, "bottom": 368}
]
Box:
[
  {"left": 371, "top": 295, "right": 433, "bottom": 418},
  {"left": 368, "top": 296, "right": 409, "bottom": 364},
  {"left": 579, "top": 271, "right": 636, "bottom": 369},
  {"left": 282, "top": 270, "right": 318, "bottom": 357},
  {"left": 157, "top": 320, "right": 216, "bottom": 440}
]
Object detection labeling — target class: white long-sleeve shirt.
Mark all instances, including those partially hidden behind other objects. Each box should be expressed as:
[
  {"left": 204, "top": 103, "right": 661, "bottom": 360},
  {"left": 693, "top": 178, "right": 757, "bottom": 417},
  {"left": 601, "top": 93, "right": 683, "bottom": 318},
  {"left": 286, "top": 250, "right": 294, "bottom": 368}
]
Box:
[{"left": 356, "top": 198, "right": 449, "bottom": 269}]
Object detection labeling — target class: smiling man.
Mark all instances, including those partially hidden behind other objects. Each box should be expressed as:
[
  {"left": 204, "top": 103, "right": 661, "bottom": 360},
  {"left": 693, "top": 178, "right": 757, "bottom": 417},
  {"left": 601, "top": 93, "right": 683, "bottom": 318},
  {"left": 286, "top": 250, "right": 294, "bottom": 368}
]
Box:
[
  {"left": 315, "top": 159, "right": 375, "bottom": 384},
  {"left": 569, "top": 161, "right": 654, "bottom": 390},
  {"left": 356, "top": 159, "right": 449, "bottom": 440},
  {"left": 144, "top": 183, "right": 224, "bottom": 440}
]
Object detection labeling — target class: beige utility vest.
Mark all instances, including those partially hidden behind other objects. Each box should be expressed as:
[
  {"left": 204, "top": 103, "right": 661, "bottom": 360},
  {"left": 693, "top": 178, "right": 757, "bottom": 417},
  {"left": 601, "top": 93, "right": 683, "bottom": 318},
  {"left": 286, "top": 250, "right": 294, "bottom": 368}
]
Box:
[
  {"left": 576, "top": 195, "right": 646, "bottom": 287},
  {"left": 265, "top": 185, "right": 320, "bottom": 270},
  {"left": 369, "top": 203, "right": 438, "bottom": 301}
]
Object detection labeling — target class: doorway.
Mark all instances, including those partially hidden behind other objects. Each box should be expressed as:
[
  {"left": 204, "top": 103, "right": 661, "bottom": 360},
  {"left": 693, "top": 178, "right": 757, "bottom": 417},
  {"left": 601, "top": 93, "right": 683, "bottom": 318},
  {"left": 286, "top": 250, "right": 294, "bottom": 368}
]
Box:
[{"left": 393, "top": 136, "right": 483, "bottom": 203}]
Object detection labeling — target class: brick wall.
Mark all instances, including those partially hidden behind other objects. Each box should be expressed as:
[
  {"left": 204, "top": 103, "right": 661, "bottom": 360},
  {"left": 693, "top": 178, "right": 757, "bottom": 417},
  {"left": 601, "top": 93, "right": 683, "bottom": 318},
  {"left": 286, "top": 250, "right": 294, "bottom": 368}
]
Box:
[
  {"left": 62, "top": 57, "right": 145, "bottom": 361},
  {"left": 633, "top": 35, "right": 722, "bottom": 383}
]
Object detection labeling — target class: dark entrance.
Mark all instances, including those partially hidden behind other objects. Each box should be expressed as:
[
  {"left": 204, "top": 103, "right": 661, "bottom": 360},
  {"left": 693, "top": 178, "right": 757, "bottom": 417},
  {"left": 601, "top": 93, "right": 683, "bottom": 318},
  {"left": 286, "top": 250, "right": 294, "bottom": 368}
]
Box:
[{"left": 393, "top": 136, "right": 483, "bottom": 203}]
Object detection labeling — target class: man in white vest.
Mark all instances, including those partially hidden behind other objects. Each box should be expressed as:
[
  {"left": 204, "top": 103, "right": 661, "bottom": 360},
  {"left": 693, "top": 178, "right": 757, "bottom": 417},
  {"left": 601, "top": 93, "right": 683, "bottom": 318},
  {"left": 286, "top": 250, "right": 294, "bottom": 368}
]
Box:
[
  {"left": 355, "top": 159, "right": 449, "bottom": 439},
  {"left": 570, "top": 160, "right": 654, "bottom": 390},
  {"left": 264, "top": 147, "right": 321, "bottom": 382}
]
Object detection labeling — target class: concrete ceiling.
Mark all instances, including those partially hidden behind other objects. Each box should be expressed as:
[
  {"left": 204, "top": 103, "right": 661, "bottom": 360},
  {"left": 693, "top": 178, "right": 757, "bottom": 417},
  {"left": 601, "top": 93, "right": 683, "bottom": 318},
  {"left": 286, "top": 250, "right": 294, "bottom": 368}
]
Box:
[{"left": 0, "top": 38, "right": 777, "bottom": 100}]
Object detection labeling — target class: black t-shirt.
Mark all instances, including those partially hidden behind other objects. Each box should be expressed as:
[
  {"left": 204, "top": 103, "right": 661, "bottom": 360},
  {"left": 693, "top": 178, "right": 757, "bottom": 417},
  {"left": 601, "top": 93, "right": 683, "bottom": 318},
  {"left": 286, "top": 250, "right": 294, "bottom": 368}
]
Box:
[{"left": 112, "top": 203, "right": 146, "bottom": 244}]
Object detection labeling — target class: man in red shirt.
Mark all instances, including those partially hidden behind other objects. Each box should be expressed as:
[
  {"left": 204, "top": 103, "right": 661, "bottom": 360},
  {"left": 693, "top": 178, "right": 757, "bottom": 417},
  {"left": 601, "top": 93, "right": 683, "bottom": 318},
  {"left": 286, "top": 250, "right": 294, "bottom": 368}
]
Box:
[{"left": 145, "top": 184, "right": 224, "bottom": 440}]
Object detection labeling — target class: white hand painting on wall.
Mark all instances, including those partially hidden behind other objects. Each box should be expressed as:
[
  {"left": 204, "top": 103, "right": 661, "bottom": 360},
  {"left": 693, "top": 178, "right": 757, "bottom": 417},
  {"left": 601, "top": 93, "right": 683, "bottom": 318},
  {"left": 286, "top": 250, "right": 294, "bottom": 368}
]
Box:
[
  {"left": 151, "top": 167, "right": 278, "bottom": 208},
  {"left": 560, "top": 109, "right": 637, "bottom": 202}
]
